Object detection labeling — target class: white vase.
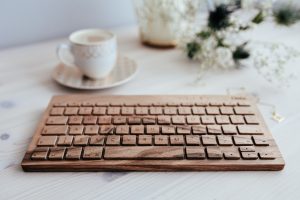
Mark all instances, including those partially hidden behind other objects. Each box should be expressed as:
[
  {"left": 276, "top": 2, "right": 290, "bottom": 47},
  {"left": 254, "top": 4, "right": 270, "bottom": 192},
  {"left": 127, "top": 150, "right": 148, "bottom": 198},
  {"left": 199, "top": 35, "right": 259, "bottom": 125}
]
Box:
[{"left": 133, "top": 0, "right": 201, "bottom": 48}]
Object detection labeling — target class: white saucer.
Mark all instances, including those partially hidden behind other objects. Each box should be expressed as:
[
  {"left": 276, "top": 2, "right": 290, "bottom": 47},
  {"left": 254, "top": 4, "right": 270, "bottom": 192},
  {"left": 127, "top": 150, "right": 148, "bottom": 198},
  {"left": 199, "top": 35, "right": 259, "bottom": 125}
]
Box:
[{"left": 52, "top": 56, "right": 138, "bottom": 90}]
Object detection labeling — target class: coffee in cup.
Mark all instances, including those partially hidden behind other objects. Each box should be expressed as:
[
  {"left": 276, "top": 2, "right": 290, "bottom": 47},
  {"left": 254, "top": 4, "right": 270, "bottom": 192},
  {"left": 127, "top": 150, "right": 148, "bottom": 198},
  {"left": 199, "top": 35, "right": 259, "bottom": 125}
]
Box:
[{"left": 57, "top": 29, "right": 117, "bottom": 79}]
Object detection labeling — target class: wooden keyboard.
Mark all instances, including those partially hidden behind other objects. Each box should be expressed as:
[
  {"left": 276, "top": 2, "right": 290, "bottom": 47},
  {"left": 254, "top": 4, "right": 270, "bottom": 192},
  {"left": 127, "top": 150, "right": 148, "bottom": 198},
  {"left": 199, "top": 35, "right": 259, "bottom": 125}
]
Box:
[{"left": 21, "top": 95, "right": 285, "bottom": 171}]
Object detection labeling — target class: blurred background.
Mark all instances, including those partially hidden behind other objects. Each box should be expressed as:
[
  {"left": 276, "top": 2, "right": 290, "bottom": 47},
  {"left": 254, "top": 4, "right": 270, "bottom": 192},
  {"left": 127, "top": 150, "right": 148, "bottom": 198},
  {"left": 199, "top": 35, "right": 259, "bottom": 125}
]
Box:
[{"left": 0, "top": 0, "right": 136, "bottom": 49}]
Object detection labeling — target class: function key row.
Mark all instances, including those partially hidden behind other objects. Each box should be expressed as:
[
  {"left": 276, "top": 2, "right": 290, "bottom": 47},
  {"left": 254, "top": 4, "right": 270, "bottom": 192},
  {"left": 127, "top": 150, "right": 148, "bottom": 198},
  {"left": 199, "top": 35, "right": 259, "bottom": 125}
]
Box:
[
  {"left": 50, "top": 106, "right": 255, "bottom": 116},
  {"left": 53, "top": 101, "right": 251, "bottom": 107},
  {"left": 46, "top": 115, "right": 260, "bottom": 126}
]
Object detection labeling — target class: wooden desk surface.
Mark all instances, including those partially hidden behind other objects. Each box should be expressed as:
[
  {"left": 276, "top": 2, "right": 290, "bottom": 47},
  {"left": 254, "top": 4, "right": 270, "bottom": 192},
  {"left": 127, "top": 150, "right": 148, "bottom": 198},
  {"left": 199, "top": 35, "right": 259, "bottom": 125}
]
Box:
[{"left": 0, "top": 25, "right": 300, "bottom": 200}]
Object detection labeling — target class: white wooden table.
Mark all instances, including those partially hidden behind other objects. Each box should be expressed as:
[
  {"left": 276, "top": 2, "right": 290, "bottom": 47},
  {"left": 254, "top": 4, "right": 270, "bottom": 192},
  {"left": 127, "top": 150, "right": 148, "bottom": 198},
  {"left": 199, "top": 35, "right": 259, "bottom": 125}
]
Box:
[{"left": 1, "top": 24, "right": 300, "bottom": 200}]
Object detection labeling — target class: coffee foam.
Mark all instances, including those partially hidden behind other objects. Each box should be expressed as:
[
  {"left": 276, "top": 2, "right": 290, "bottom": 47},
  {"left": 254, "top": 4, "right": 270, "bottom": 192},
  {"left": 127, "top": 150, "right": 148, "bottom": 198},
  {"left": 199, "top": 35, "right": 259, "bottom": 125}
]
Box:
[{"left": 70, "top": 29, "right": 113, "bottom": 45}]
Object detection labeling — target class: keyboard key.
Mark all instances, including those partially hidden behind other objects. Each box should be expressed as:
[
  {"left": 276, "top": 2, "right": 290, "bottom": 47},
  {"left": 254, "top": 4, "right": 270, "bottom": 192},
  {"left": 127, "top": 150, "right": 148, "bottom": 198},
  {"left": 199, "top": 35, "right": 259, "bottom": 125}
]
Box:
[
  {"left": 106, "top": 136, "right": 121, "bottom": 145},
  {"left": 136, "top": 107, "right": 148, "bottom": 115},
  {"left": 31, "top": 147, "right": 49, "bottom": 160},
  {"left": 57, "top": 136, "right": 73, "bottom": 146},
  {"left": 143, "top": 117, "right": 156, "bottom": 124},
  {"left": 238, "top": 125, "right": 263, "bottom": 135},
  {"left": 113, "top": 116, "right": 127, "bottom": 124},
  {"left": 66, "top": 147, "right": 82, "bottom": 160},
  {"left": 104, "top": 147, "right": 184, "bottom": 159},
  {"left": 172, "top": 116, "right": 185, "bottom": 124},
  {"left": 206, "top": 147, "right": 222, "bottom": 159},
  {"left": 122, "top": 135, "right": 136, "bottom": 145},
  {"left": 206, "top": 107, "right": 219, "bottom": 115},
  {"left": 237, "top": 101, "right": 251, "bottom": 106},
  {"left": 83, "top": 116, "right": 97, "bottom": 125},
  {"left": 224, "top": 151, "right": 240, "bottom": 160},
  {"left": 259, "top": 152, "right": 275, "bottom": 160},
  {"left": 81, "top": 102, "right": 94, "bottom": 107},
  {"left": 96, "top": 102, "right": 109, "bottom": 108},
  {"left": 128, "top": 117, "right": 142, "bottom": 125},
  {"left": 93, "top": 107, "right": 106, "bottom": 115},
  {"left": 83, "top": 147, "right": 103, "bottom": 159},
  {"left": 48, "top": 147, "right": 65, "bottom": 160},
  {"left": 53, "top": 102, "right": 67, "bottom": 107},
  {"left": 79, "top": 107, "right": 93, "bottom": 115},
  {"left": 192, "top": 107, "right": 205, "bottom": 115},
  {"left": 217, "top": 135, "right": 233, "bottom": 146},
  {"left": 131, "top": 125, "right": 144, "bottom": 134},
  {"left": 201, "top": 116, "right": 215, "bottom": 124},
  {"left": 150, "top": 107, "right": 163, "bottom": 115},
  {"left": 68, "top": 116, "right": 83, "bottom": 125},
  {"left": 157, "top": 116, "right": 171, "bottom": 125},
  {"left": 222, "top": 125, "right": 237, "bottom": 135},
  {"left": 138, "top": 135, "right": 152, "bottom": 145},
  {"left": 233, "top": 136, "right": 253, "bottom": 146},
  {"left": 220, "top": 107, "right": 234, "bottom": 115},
  {"left": 239, "top": 146, "right": 255, "bottom": 152},
  {"left": 164, "top": 107, "right": 177, "bottom": 115},
  {"left": 46, "top": 116, "right": 68, "bottom": 125},
  {"left": 186, "top": 147, "right": 205, "bottom": 159},
  {"left": 146, "top": 125, "right": 160, "bottom": 134},
  {"left": 252, "top": 136, "right": 269, "bottom": 146},
  {"left": 178, "top": 107, "right": 191, "bottom": 115},
  {"left": 116, "top": 125, "right": 130, "bottom": 134},
  {"left": 177, "top": 126, "right": 191, "bottom": 134},
  {"left": 241, "top": 152, "right": 258, "bottom": 160},
  {"left": 202, "top": 135, "right": 217, "bottom": 146},
  {"left": 99, "top": 125, "right": 114, "bottom": 134},
  {"left": 170, "top": 135, "right": 184, "bottom": 145},
  {"left": 42, "top": 125, "right": 68, "bottom": 135},
  {"left": 107, "top": 107, "right": 121, "bottom": 115},
  {"left": 185, "top": 135, "right": 200, "bottom": 145},
  {"left": 50, "top": 107, "right": 65, "bottom": 116},
  {"left": 121, "top": 107, "right": 134, "bottom": 115},
  {"left": 64, "top": 107, "right": 79, "bottom": 115},
  {"left": 67, "top": 102, "right": 80, "bottom": 107},
  {"left": 186, "top": 116, "right": 200, "bottom": 124},
  {"left": 69, "top": 125, "right": 84, "bottom": 135},
  {"left": 110, "top": 102, "right": 123, "bottom": 106},
  {"left": 209, "top": 101, "right": 223, "bottom": 106},
  {"left": 161, "top": 126, "right": 176, "bottom": 134},
  {"left": 230, "top": 115, "right": 244, "bottom": 124},
  {"left": 223, "top": 101, "right": 237, "bottom": 106},
  {"left": 192, "top": 125, "right": 207, "bottom": 135},
  {"left": 98, "top": 116, "right": 112, "bottom": 124},
  {"left": 245, "top": 116, "right": 259, "bottom": 124},
  {"left": 73, "top": 136, "right": 89, "bottom": 146},
  {"left": 154, "top": 135, "right": 169, "bottom": 145},
  {"left": 207, "top": 125, "right": 222, "bottom": 135},
  {"left": 84, "top": 125, "right": 99, "bottom": 135},
  {"left": 215, "top": 116, "right": 230, "bottom": 124},
  {"left": 89, "top": 135, "right": 105, "bottom": 145},
  {"left": 234, "top": 107, "right": 254, "bottom": 115},
  {"left": 37, "top": 136, "right": 57, "bottom": 146}
]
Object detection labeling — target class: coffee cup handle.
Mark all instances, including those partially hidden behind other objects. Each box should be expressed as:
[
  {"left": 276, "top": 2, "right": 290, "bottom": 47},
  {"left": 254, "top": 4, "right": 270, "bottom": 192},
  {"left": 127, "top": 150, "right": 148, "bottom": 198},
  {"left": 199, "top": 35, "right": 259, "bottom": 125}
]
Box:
[{"left": 56, "top": 43, "right": 75, "bottom": 67}]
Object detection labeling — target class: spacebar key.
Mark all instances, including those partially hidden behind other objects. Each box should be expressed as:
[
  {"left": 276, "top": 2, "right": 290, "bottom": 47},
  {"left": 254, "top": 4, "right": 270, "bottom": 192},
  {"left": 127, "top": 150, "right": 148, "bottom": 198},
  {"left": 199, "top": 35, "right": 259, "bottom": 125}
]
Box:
[{"left": 104, "top": 147, "right": 184, "bottom": 159}]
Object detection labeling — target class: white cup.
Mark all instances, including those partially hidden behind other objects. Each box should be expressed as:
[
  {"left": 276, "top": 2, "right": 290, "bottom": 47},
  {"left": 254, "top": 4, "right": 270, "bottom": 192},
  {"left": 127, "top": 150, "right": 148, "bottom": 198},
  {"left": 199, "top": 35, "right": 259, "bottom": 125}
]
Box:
[{"left": 57, "top": 29, "right": 117, "bottom": 79}]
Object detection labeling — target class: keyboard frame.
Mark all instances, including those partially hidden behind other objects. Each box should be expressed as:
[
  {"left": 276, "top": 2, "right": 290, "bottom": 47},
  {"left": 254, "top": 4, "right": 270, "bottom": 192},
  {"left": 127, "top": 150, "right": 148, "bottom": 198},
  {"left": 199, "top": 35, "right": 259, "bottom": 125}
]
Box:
[{"left": 21, "top": 95, "right": 285, "bottom": 171}]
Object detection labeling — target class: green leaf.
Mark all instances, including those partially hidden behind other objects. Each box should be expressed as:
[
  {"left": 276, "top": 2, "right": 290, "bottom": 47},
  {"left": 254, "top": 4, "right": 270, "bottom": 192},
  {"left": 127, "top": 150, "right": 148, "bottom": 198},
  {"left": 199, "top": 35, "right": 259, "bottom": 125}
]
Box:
[
  {"left": 187, "top": 42, "right": 201, "bottom": 59},
  {"left": 208, "top": 4, "right": 233, "bottom": 30},
  {"left": 196, "top": 30, "right": 211, "bottom": 39},
  {"left": 252, "top": 10, "right": 264, "bottom": 24},
  {"left": 233, "top": 45, "right": 250, "bottom": 60},
  {"left": 273, "top": 5, "right": 300, "bottom": 26}
]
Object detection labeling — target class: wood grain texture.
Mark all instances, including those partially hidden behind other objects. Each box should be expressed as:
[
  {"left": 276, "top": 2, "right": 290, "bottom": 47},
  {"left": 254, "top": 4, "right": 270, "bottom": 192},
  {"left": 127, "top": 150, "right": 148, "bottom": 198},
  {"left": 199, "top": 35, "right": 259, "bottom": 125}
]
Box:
[
  {"left": 21, "top": 95, "right": 284, "bottom": 172},
  {"left": 1, "top": 25, "right": 300, "bottom": 199}
]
